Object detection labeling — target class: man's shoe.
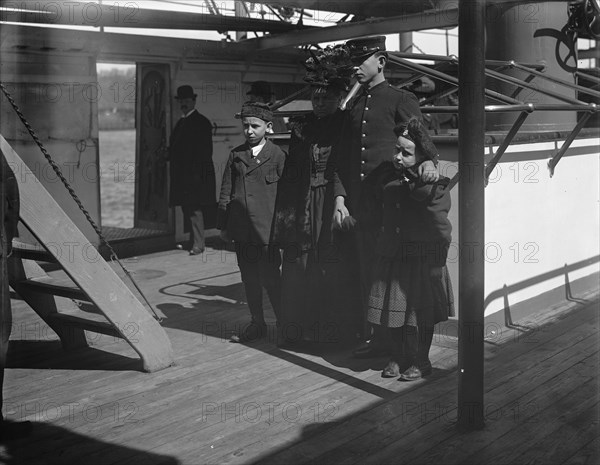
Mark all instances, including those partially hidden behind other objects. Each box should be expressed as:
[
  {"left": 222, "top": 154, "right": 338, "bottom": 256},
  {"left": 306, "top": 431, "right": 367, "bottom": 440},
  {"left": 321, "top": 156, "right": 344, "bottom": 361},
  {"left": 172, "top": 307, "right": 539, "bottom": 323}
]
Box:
[
  {"left": 353, "top": 340, "right": 388, "bottom": 359},
  {"left": 230, "top": 323, "right": 267, "bottom": 343},
  {"left": 189, "top": 248, "right": 204, "bottom": 255}
]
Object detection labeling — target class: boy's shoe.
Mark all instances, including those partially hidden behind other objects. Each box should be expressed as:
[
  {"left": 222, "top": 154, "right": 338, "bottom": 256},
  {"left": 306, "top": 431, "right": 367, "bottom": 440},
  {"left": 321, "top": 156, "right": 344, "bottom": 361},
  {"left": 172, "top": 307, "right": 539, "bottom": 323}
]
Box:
[
  {"left": 189, "top": 247, "right": 204, "bottom": 255},
  {"left": 230, "top": 322, "right": 268, "bottom": 343},
  {"left": 382, "top": 360, "right": 400, "bottom": 378},
  {"left": 382, "top": 357, "right": 411, "bottom": 378},
  {"left": 398, "top": 362, "right": 433, "bottom": 381}
]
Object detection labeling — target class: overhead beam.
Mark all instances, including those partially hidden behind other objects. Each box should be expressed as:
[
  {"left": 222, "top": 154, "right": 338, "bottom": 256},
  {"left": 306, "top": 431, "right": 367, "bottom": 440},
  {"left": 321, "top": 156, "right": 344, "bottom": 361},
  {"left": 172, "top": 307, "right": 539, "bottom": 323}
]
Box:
[
  {"left": 247, "top": 8, "right": 459, "bottom": 50},
  {"left": 262, "top": 0, "right": 429, "bottom": 18},
  {"left": 0, "top": 0, "right": 311, "bottom": 32},
  {"left": 0, "top": 23, "right": 305, "bottom": 66}
]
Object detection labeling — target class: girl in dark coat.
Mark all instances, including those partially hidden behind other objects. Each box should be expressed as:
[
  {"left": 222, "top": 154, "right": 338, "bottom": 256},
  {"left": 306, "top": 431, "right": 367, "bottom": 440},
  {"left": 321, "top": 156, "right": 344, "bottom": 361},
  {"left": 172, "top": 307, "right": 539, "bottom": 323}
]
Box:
[
  {"left": 273, "top": 46, "right": 362, "bottom": 346},
  {"left": 366, "top": 117, "right": 455, "bottom": 380}
]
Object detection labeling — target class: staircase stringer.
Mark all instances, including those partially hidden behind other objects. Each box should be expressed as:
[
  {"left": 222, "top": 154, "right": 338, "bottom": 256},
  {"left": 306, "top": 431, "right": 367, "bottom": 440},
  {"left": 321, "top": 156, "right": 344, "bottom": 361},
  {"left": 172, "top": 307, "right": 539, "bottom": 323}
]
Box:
[{"left": 1, "top": 135, "right": 174, "bottom": 372}]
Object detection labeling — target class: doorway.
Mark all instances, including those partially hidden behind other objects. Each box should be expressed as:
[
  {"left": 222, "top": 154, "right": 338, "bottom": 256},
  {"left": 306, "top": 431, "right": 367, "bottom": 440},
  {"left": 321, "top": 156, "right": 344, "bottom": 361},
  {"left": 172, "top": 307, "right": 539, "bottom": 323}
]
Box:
[{"left": 96, "top": 61, "right": 172, "bottom": 255}]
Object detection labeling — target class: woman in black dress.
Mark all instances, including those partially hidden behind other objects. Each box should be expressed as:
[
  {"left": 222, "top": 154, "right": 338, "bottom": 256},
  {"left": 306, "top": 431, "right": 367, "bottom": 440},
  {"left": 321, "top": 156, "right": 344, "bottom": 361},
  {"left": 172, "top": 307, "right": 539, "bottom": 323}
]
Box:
[{"left": 273, "top": 46, "right": 361, "bottom": 346}]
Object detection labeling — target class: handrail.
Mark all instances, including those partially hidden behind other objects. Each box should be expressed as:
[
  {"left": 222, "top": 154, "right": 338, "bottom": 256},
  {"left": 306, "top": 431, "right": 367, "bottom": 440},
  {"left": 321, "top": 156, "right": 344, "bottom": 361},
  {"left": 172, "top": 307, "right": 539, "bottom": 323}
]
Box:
[
  {"left": 510, "top": 61, "right": 600, "bottom": 99},
  {"left": 575, "top": 70, "right": 600, "bottom": 84},
  {"left": 484, "top": 106, "right": 533, "bottom": 185},
  {"left": 421, "top": 103, "right": 598, "bottom": 113},
  {"left": 485, "top": 67, "right": 588, "bottom": 106},
  {"left": 548, "top": 112, "right": 595, "bottom": 177},
  {"left": 388, "top": 52, "right": 547, "bottom": 71},
  {"left": 387, "top": 55, "right": 520, "bottom": 105}
]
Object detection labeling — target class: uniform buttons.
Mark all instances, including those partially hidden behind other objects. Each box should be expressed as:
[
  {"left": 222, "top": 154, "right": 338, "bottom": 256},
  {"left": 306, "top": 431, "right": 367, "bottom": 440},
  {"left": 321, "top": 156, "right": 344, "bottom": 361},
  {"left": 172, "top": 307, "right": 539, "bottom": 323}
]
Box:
[
  {"left": 395, "top": 227, "right": 400, "bottom": 234},
  {"left": 367, "top": 94, "right": 372, "bottom": 98},
  {"left": 362, "top": 134, "right": 366, "bottom": 138},
  {"left": 362, "top": 120, "right": 367, "bottom": 124},
  {"left": 361, "top": 160, "right": 365, "bottom": 165},
  {"left": 360, "top": 173, "right": 365, "bottom": 179},
  {"left": 361, "top": 147, "right": 366, "bottom": 151},
  {"left": 365, "top": 107, "right": 369, "bottom": 111}
]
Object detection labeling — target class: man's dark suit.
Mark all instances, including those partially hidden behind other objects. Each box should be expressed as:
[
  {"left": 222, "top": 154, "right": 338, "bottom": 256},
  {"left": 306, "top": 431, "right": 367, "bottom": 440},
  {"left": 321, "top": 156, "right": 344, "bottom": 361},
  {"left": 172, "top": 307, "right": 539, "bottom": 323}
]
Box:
[{"left": 169, "top": 109, "right": 216, "bottom": 252}]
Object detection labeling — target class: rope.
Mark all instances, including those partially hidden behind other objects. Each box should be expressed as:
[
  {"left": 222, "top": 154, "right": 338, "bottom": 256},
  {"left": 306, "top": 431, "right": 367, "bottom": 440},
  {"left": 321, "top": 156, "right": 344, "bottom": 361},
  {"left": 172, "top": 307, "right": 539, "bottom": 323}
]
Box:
[{"left": 0, "top": 82, "right": 163, "bottom": 322}]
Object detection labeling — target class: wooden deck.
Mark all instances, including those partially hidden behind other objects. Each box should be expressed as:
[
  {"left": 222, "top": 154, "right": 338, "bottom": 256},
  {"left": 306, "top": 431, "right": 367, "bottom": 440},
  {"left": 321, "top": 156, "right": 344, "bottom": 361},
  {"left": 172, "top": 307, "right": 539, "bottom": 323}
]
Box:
[{"left": 2, "top": 246, "right": 599, "bottom": 465}]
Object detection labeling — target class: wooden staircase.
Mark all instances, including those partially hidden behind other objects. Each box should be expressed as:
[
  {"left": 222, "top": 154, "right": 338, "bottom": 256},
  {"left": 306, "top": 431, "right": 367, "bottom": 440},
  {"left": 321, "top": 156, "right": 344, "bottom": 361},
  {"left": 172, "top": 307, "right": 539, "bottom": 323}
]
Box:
[{"left": 2, "top": 135, "right": 174, "bottom": 372}]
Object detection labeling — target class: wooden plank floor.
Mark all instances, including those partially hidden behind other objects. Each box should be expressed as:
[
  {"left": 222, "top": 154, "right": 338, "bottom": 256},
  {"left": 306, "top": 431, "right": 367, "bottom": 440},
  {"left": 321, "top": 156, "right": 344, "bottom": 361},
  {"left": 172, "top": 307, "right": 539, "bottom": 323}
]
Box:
[{"left": 1, "top": 246, "right": 598, "bottom": 465}]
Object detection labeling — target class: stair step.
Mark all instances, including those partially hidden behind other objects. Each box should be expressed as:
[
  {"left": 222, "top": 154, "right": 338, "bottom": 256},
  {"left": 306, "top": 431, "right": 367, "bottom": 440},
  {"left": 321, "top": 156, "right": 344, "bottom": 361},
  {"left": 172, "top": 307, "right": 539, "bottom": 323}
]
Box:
[
  {"left": 11, "top": 240, "right": 57, "bottom": 263},
  {"left": 19, "top": 276, "right": 89, "bottom": 301},
  {"left": 50, "top": 310, "right": 122, "bottom": 338}
]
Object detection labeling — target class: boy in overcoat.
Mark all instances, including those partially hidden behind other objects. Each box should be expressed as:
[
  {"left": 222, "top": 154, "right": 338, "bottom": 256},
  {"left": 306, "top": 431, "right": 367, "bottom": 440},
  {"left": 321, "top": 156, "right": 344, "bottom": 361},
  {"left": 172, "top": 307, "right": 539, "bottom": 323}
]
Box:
[{"left": 217, "top": 102, "right": 286, "bottom": 343}]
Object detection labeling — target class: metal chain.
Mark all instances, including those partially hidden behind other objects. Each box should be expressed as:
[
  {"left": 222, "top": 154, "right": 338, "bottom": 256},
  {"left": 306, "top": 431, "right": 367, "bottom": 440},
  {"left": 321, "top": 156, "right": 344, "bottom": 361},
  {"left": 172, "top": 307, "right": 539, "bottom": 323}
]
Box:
[{"left": 0, "top": 82, "right": 163, "bottom": 322}]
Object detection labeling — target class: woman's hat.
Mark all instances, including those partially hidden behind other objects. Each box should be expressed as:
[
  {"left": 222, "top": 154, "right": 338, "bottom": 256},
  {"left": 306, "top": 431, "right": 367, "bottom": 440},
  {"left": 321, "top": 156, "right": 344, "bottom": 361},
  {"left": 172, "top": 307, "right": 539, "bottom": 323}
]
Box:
[
  {"left": 303, "top": 44, "right": 354, "bottom": 90},
  {"left": 175, "top": 85, "right": 197, "bottom": 100},
  {"left": 345, "top": 36, "right": 387, "bottom": 63}
]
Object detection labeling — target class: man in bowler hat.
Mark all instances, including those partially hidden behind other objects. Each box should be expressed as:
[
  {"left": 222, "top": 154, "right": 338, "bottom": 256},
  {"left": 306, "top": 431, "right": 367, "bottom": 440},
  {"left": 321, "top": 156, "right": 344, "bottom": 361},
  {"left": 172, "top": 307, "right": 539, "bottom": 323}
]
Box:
[
  {"left": 331, "top": 36, "right": 439, "bottom": 358},
  {"left": 168, "top": 85, "right": 216, "bottom": 255}
]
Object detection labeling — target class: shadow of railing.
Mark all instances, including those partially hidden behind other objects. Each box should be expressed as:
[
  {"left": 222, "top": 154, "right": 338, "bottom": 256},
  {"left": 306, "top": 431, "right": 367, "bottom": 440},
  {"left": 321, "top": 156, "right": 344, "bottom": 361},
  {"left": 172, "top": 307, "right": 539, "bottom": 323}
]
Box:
[{"left": 484, "top": 255, "right": 599, "bottom": 331}]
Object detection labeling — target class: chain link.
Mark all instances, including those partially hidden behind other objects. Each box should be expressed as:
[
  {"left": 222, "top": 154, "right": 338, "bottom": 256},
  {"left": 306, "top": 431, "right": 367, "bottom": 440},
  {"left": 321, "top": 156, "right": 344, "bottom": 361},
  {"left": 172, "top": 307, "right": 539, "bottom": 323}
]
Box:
[{"left": 1, "top": 82, "right": 163, "bottom": 322}]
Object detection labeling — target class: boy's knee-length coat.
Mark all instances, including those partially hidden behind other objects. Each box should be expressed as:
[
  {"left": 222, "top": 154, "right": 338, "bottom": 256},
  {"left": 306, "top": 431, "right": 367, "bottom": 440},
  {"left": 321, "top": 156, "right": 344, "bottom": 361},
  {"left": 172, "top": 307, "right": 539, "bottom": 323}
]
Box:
[{"left": 217, "top": 140, "right": 286, "bottom": 245}]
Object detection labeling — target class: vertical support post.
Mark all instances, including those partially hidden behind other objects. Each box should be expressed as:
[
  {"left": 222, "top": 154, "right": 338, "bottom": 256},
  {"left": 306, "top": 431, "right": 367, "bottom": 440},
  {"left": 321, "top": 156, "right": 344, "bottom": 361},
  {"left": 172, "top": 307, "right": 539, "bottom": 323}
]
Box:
[
  {"left": 399, "top": 32, "right": 413, "bottom": 53},
  {"left": 235, "top": 1, "right": 249, "bottom": 41},
  {"left": 457, "top": 0, "right": 486, "bottom": 430}
]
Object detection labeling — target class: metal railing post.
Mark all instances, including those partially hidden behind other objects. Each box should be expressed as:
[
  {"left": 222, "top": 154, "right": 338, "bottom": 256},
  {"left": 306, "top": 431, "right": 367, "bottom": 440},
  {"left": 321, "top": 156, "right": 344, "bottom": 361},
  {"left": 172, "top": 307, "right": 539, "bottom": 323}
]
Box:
[{"left": 457, "top": 0, "right": 486, "bottom": 431}]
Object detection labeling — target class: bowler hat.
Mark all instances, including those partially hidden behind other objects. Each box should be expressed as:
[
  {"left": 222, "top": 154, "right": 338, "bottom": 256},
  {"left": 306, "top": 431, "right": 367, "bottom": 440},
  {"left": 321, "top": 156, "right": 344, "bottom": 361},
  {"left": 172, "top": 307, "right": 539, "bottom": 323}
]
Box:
[
  {"left": 247, "top": 81, "right": 273, "bottom": 97},
  {"left": 345, "top": 36, "right": 387, "bottom": 63},
  {"left": 175, "top": 85, "right": 197, "bottom": 99}
]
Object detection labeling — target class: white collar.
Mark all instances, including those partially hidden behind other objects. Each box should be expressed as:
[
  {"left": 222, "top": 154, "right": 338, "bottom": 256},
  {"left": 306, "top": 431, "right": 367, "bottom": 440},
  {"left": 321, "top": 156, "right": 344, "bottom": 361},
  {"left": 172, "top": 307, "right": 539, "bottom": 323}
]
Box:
[{"left": 251, "top": 139, "right": 266, "bottom": 157}]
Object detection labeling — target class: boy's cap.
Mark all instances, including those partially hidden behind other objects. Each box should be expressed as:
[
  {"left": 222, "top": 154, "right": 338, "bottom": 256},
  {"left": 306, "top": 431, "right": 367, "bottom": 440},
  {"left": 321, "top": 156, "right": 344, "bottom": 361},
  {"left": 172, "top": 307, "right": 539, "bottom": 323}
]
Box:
[
  {"left": 175, "top": 85, "right": 196, "bottom": 99},
  {"left": 247, "top": 81, "right": 273, "bottom": 97},
  {"left": 346, "top": 36, "right": 386, "bottom": 63},
  {"left": 238, "top": 101, "right": 273, "bottom": 122}
]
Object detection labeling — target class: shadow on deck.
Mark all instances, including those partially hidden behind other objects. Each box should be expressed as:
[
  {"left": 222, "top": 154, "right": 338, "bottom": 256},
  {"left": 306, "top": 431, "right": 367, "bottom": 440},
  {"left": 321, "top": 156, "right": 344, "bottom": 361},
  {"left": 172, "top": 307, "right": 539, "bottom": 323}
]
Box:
[{"left": 2, "top": 247, "right": 598, "bottom": 465}]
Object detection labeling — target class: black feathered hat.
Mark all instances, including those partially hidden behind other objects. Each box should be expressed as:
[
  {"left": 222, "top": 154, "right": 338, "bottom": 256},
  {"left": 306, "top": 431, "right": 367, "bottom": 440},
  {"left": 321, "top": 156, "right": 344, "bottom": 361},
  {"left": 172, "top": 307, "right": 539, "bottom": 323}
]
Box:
[{"left": 303, "top": 44, "right": 354, "bottom": 90}]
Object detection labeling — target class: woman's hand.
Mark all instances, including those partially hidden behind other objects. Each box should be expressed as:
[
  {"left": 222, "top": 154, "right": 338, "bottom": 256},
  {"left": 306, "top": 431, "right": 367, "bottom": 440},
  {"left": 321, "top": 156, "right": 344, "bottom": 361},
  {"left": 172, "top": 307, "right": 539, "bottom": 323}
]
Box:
[{"left": 333, "top": 196, "right": 350, "bottom": 229}]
